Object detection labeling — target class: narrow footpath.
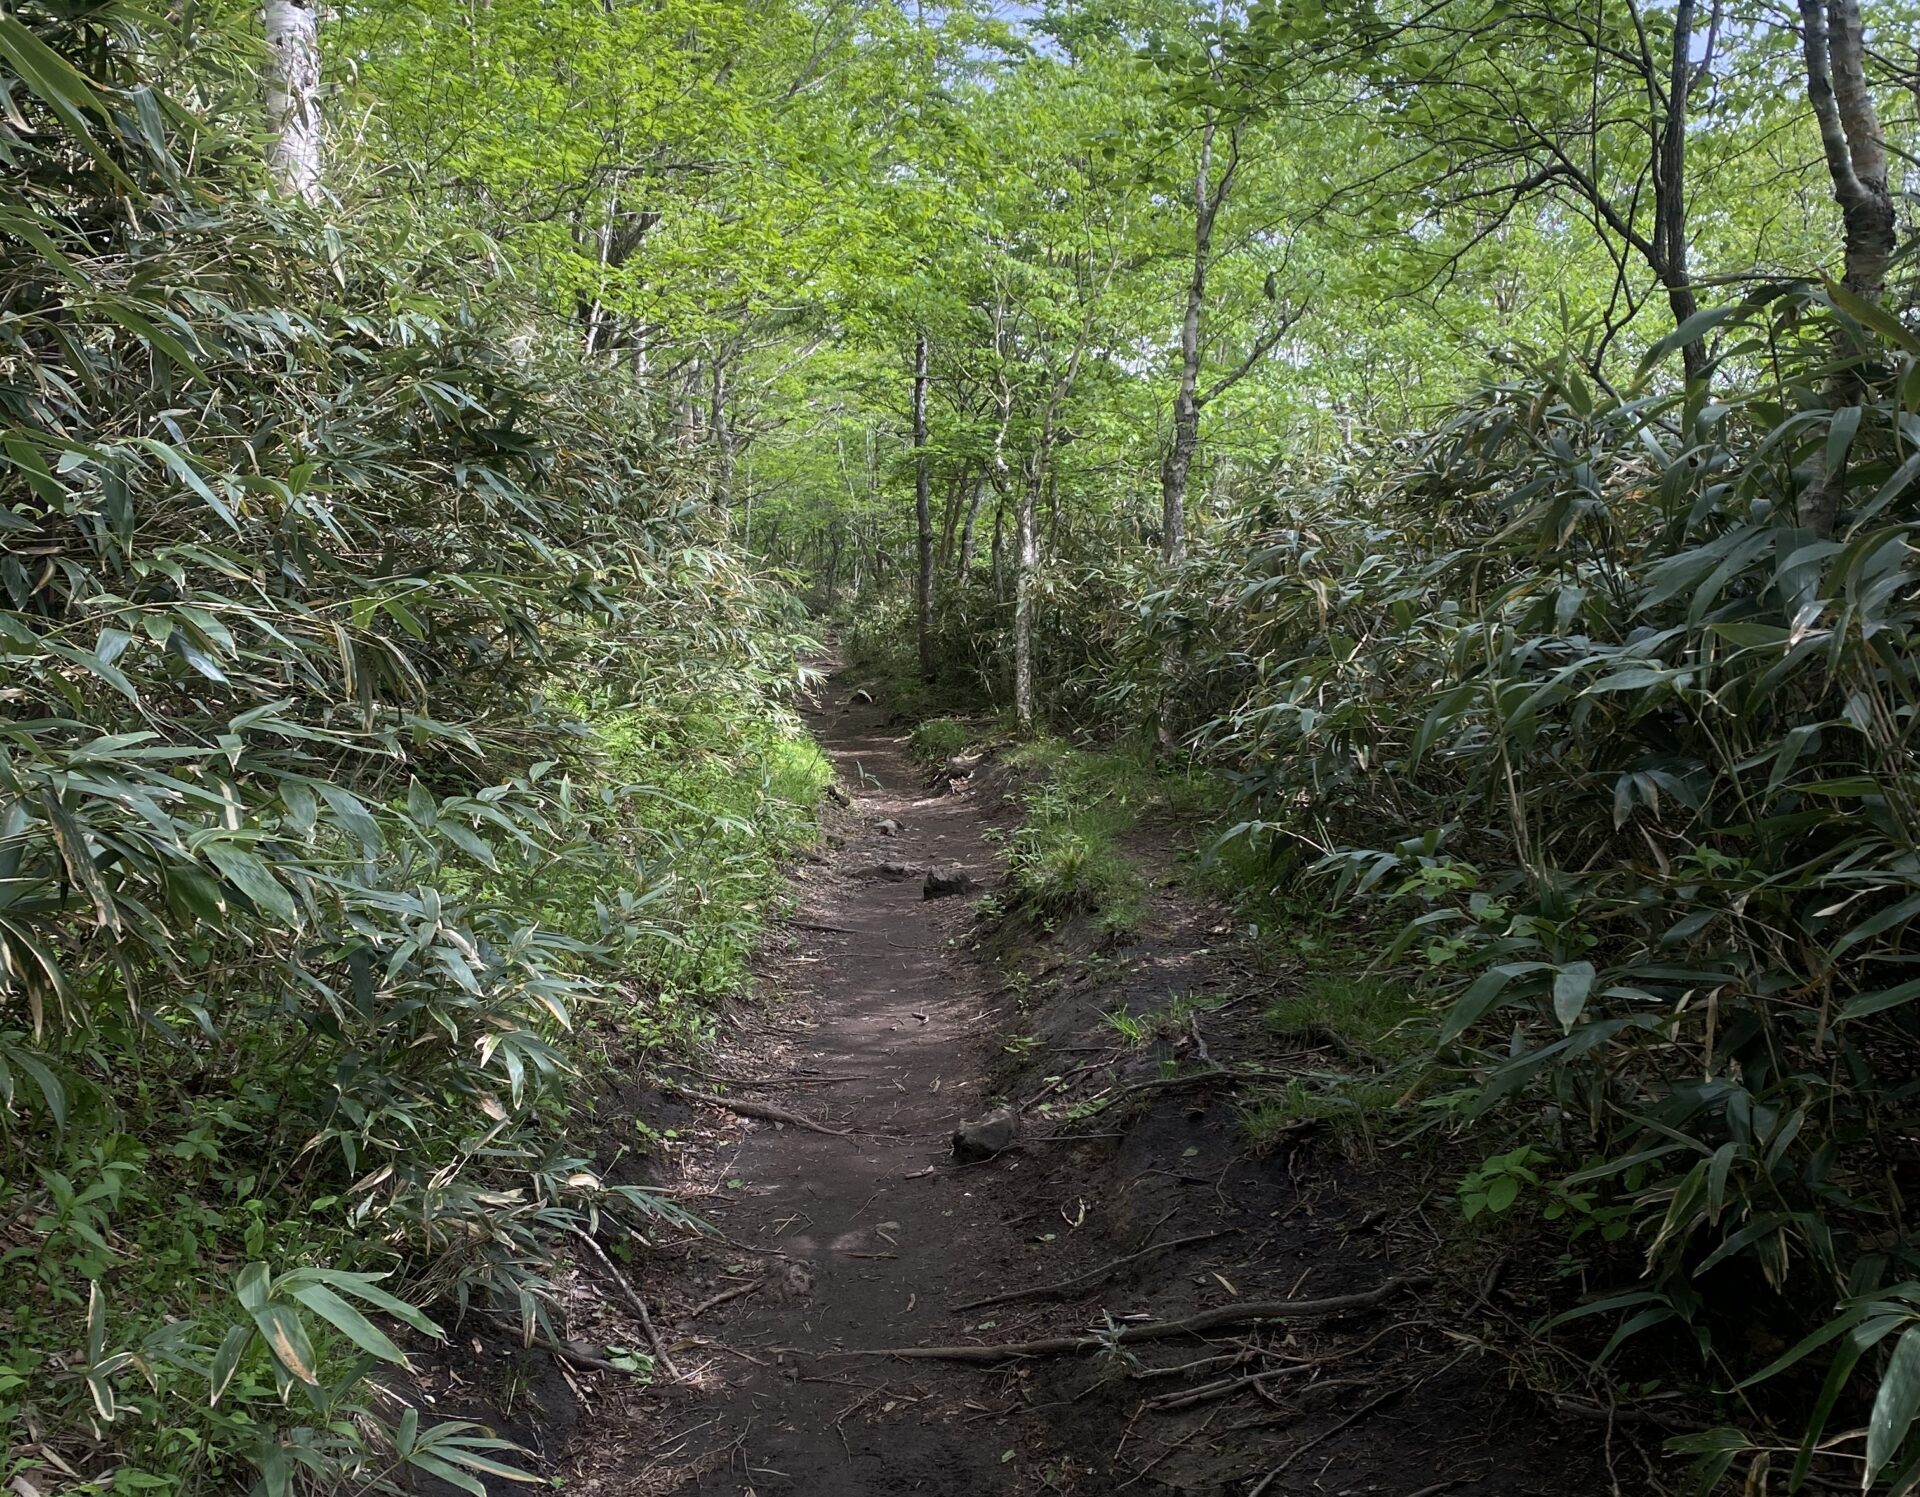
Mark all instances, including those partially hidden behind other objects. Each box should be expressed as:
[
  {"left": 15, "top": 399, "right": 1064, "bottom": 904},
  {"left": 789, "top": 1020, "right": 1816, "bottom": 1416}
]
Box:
[
  {"left": 649, "top": 675, "right": 1025, "bottom": 1494},
  {"left": 590, "top": 671, "right": 1631, "bottom": 1497}
]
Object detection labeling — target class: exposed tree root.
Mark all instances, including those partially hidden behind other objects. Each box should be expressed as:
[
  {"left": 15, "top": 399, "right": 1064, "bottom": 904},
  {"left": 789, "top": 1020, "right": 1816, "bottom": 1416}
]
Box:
[
  {"left": 664, "top": 1084, "right": 852, "bottom": 1136},
  {"left": 682, "top": 1278, "right": 764, "bottom": 1322},
  {"left": 840, "top": 1274, "right": 1430, "bottom": 1364},
  {"left": 568, "top": 1226, "right": 682, "bottom": 1380},
  {"left": 949, "top": 1228, "right": 1238, "bottom": 1313}
]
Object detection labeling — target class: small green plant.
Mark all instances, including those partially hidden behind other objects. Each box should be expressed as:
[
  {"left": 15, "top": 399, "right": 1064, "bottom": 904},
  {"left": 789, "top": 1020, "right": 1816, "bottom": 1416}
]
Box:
[
  {"left": 1264, "top": 973, "right": 1420, "bottom": 1063},
  {"left": 1236, "top": 1075, "right": 1405, "bottom": 1159},
  {"left": 1006, "top": 823, "right": 1140, "bottom": 919},
  {"left": 1459, "top": 1145, "right": 1549, "bottom": 1220},
  {"left": 910, "top": 717, "right": 975, "bottom": 765}
]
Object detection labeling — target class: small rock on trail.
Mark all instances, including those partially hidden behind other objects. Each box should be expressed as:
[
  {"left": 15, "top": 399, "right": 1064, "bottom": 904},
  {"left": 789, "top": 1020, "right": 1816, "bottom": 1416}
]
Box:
[
  {"left": 923, "top": 865, "right": 975, "bottom": 899},
  {"left": 951, "top": 1105, "right": 1017, "bottom": 1160},
  {"left": 860, "top": 860, "right": 920, "bottom": 882}
]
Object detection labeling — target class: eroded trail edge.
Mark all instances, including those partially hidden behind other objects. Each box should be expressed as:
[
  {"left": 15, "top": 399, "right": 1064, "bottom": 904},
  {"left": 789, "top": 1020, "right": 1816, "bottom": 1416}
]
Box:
[{"left": 588, "top": 674, "right": 1619, "bottom": 1497}]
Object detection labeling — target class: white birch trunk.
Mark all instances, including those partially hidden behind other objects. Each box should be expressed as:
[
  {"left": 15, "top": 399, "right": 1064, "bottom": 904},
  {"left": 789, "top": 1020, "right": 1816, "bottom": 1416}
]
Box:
[
  {"left": 264, "top": 0, "right": 322, "bottom": 204},
  {"left": 1013, "top": 470, "right": 1037, "bottom": 732}
]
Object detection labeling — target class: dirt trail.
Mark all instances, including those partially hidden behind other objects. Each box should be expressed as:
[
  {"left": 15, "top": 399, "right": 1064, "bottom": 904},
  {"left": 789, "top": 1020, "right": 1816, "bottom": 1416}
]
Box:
[
  {"left": 651, "top": 682, "right": 1020, "bottom": 1494},
  {"left": 602, "top": 673, "right": 1628, "bottom": 1497}
]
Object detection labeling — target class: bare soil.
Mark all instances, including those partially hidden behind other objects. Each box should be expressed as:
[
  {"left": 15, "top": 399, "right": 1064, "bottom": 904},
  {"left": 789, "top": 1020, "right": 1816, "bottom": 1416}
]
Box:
[{"left": 537, "top": 673, "right": 1651, "bottom": 1496}]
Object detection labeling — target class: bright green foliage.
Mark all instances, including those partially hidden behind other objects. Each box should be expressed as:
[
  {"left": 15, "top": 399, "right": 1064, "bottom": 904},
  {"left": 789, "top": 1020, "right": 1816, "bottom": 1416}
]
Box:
[
  {"left": 0, "top": 4, "right": 818, "bottom": 1491},
  {"left": 6, "top": 0, "right": 1920, "bottom": 1484},
  {"left": 908, "top": 717, "right": 975, "bottom": 766},
  {"left": 1179, "top": 284, "right": 1920, "bottom": 1480}
]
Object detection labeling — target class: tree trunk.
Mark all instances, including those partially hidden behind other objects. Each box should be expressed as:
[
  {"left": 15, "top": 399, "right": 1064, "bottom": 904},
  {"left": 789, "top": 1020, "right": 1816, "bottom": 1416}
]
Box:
[
  {"left": 1160, "top": 112, "right": 1216, "bottom": 571},
  {"left": 957, "top": 476, "right": 986, "bottom": 577},
  {"left": 1800, "top": 0, "right": 1897, "bottom": 301},
  {"left": 710, "top": 360, "right": 733, "bottom": 507},
  {"left": 1013, "top": 465, "right": 1038, "bottom": 732},
  {"left": 914, "top": 330, "right": 934, "bottom": 682},
  {"left": 1659, "top": 0, "right": 1705, "bottom": 383},
  {"left": 824, "top": 526, "right": 844, "bottom": 610},
  {"left": 937, "top": 464, "right": 968, "bottom": 574},
  {"left": 990, "top": 500, "right": 1006, "bottom": 605},
  {"left": 678, "top": 360, "right": 701, "bottom": 450},
  {"left": 264, "top": 0, "right": 322, "bottom": 204},
  {"left": 1797, "top": 0, "right": 1898, "bottom": 535}
]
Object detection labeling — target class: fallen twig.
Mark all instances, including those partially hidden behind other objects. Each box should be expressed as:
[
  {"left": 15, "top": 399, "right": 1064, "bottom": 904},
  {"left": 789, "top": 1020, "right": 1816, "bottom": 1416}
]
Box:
[
  {"left": 839, "top": 1275, "right": 1429, "bottom": 1364},
  {"left": 664, "top": 1084, "right": 851, "bottom": 1137},
  {"left": 950, "top": 1229, "right": 1238, "bottom": 1313},
  {"left": 1247, "top": 1379, "right": 1412, "bottom": 1494},
  {"left": 1022, "top": 1057, "right": 1116, "bottom": 1110},
  {"left": 472, "top": 1310, "right": 627, "bottom": 1377},
  {"left": 567, "top": 1227, "right": 682, "bottom": 1380},
  {"left": 1084, "top": 1064, "right": 1299, "bottom": 1113},
  {"left": 682, "top": 1278, "right": 763, "bottom": 1322},
  {"left": 1145, "top": 1320, "right": 1410, "bottom": 1412},
  {"left": 660, "top": 1063, "right": 866, "bottom": 1089},
  {"left": 1187, "top": 1012, "right": 1213, "bottom": 1068},
  {"left": 1549, "top": 1394, "right": 1702, "bottom": 1433}
]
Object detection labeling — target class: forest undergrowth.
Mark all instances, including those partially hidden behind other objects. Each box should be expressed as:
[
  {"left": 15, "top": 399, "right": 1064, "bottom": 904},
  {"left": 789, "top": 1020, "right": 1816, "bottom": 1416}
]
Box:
[
  {"left": 842, "top": 266, "right": 1920, "bottom": 1492},
  {"left": 0, "top": 9, "right": 821, "bottom": 1496},
  {"left": 9, "top": 0, "right": 1920, "bottom": 1490}
]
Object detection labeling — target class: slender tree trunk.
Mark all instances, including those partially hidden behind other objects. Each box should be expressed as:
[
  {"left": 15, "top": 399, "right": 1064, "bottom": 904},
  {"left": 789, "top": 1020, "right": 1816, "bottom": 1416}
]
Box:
[
  {"left": 678, "top": 360, "right": 701, "bottom": 450},
  {"left": 1659, "top": 0, "right": 1705, "bottom": 382},
  {"left": 264, "top": 0, "right": 322, "bottom": 204},
  {"left": 1797, "top": 0, "right": 1898, "bottom": 535},
  {"left": 824, "top": 526, "right": 844, "bottom": 609},
  {"left": 585, "top": 196, "right": 615, "bottom": 354},
  {"left": 957, "top": 475, "right": 986, "bottom": 577},
  {"left": 1013, "top": 462, "right": 1039, "bottom": 732},
  {"left": 913, "top": 330, "right": 934, "bottom": 681},
  {"left": 710, "top": 360, "right": 733, "bottom": 507},
  {"left": 937, "top": 464, "right": 968, "bottom": 573},
  {"left": 1160, "top": 112, "right": 1217, "bottom": 569},
  {"left": 990, "top": 500, "right": 1006, "bottom": 604}
]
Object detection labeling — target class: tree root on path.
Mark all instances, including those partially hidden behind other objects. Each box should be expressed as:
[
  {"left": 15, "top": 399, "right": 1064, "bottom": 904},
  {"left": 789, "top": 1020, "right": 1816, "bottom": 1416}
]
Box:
[
  {"left": 472, "top": 1310, "right": 629, "bottom": 1377},
  {"left": 663, "top": 1083, "right": 852, "bottom": 1137},
  {"left": 1144, "top": 1320, "right": 1411, "bottom": 1412},
  {"left": 568, "top": 1226, "right": 682, "bottom": 1380},
  {"left": 838, "top": 1275, "right": 1430, "bottom": 1364},
  {"left": 949, "top": 1228, "right": 1238, "bottom": 1313},
  {"left": 1082, "top": 1064, "right": 1300, "bottom": 1112},
  {"left": 1246, "top": 1379, "right": 1413, "bottom": 1494},
  {"left": 658, "top": 1062, "right": 867, "bottom": 1089},
  {"left": 681, "top": 1278, "right": 764, "bottom": 1322}
]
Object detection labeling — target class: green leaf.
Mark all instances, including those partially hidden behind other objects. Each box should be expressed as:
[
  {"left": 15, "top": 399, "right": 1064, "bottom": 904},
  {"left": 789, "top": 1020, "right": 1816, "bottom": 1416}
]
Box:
[
  {"left": 1838, "top": 977, "right": 1920, "bottom": 1023},
  {"left": 0, "top": 17, "right": 131, "bottom": 189},
  {"left": 201, "top": 842, "right": 298, "bottom": 926},
  {"left": 1825, "top": 280, "right": 1920, "bottom": 356},
  {"left": 1824, "top": 404, "right": 1862, "bottom": 478},
  {"left": 276, "top": 1268, "right": 441, "bottom": 1337},
  {"left": 287, "top": 1282, "right": 407, "bottom": 1364},
  {"left": 401, "top": 1452, "right": 486, "bottom": 1497},
  {"left": 1869, "top": 1326, "right": 1920, "bottom": 1481},
  {"left": 235, "top": 1262, "right": 271, "bottom": 1314},
  {"left": 1552, "top": 962, "right": 1595, "bottom": 1029},
  {"left": 250, "top": 1303, "right": 318, "bottom": 1385},
  {"left": 8, "top": 1048, "right": 65, "bottom": 1128},
  {"left": 41, "top": 793, "right": 118, "bottom": 932},
  {"left": 208, "top": 1323, "right": 253, "bottom": 1405}
]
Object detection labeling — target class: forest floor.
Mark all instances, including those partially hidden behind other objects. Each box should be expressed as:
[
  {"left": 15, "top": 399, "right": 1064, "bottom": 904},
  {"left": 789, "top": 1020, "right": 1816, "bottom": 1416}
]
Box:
[{"left": 528, "top": 667, "right": 1651, "bottom": 1497}]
